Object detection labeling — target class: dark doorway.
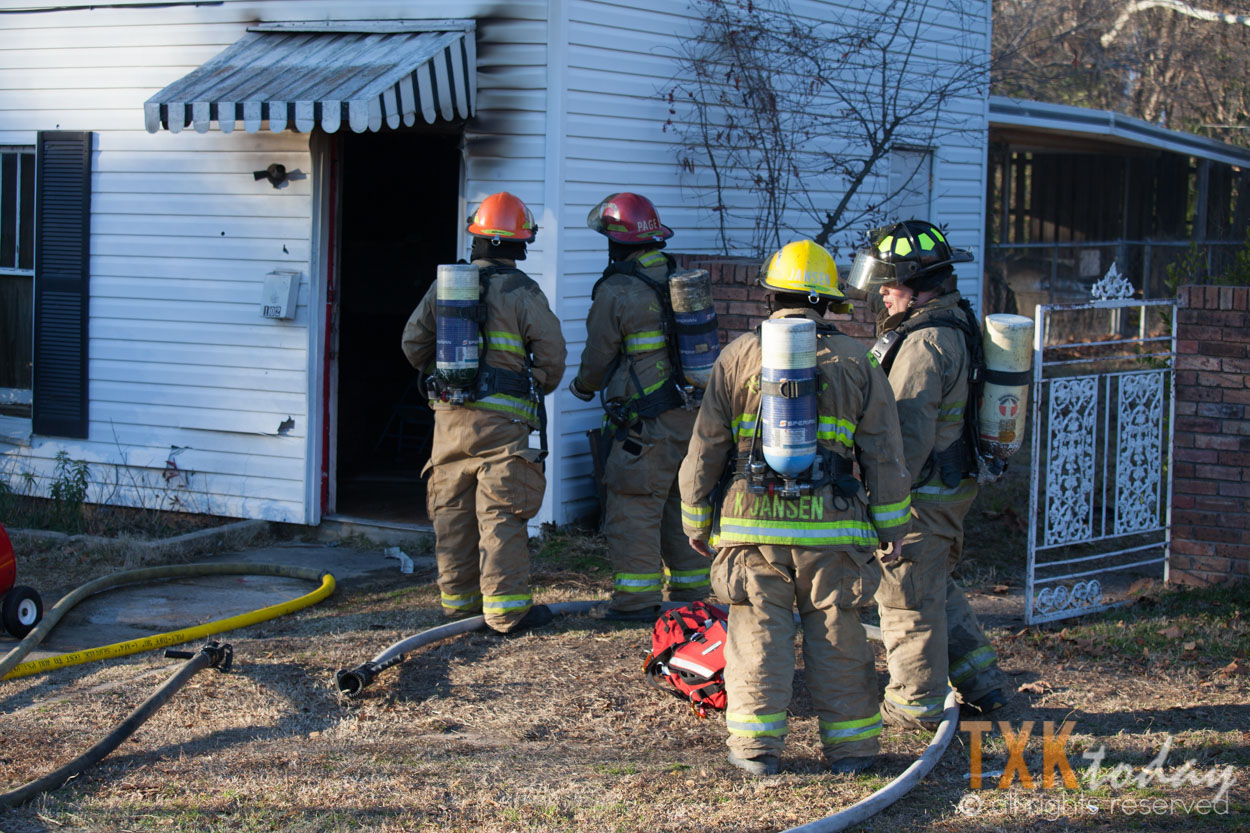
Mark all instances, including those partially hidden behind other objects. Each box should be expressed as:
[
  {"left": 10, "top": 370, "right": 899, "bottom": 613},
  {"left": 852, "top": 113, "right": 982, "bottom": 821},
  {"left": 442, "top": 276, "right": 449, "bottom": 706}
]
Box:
[{"left": 334, "top": 128, "right": 460, "bottom": 524}]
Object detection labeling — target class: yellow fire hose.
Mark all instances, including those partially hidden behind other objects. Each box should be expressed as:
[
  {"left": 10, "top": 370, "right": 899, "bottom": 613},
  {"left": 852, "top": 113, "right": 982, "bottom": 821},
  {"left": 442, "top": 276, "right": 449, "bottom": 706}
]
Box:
[{"left": 0, "top": 563, "right": 335, "bottom": 680}]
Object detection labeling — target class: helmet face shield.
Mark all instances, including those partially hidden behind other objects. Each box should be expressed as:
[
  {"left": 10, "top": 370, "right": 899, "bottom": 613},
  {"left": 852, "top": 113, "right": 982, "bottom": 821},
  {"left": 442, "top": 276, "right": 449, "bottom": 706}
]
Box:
[
  {"left": 848, "top": 248, "right": 920, "bottom": 290},
  {"left": 848, "top": 249, "right": 892, "bottom": 290},
  {"left": 851, "top": 219, "right": 973, "bottom": 291}
]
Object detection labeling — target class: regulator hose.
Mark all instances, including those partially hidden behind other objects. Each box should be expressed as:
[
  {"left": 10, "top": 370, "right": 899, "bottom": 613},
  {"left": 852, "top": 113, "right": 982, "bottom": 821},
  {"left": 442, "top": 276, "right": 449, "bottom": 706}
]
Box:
[
  {"left": 0, "top": 563, "right": 334, "bottom": 680},
  {"left": 0, "top": 641, "right": 234, "bottom": 808}
]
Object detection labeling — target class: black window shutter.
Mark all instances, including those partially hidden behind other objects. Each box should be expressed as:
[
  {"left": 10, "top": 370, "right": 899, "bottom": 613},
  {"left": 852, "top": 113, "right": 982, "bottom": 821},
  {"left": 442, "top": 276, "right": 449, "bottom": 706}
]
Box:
[{"left": 33, "top": 131, "right": 91, "bottom": 438}]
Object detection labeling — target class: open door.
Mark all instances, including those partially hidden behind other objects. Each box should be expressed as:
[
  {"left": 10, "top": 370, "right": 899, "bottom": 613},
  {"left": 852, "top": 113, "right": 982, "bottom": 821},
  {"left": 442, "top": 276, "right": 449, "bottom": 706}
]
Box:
[{"left": 329, "top": 128, "right": 461, "bottom": 524}]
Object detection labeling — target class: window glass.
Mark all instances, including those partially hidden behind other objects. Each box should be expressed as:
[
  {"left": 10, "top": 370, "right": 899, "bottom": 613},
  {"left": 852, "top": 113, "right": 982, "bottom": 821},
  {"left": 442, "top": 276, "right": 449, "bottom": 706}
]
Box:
[{"left": 0, "top": 147, "right": 35, "bottom": 417}]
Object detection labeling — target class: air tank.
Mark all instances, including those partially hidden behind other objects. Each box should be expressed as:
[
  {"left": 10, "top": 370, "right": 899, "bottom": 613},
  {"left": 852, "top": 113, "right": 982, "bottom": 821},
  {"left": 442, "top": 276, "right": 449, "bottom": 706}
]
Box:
[
  {"left": 669, "top": 269, "right": 721, "bottom": 389},
  {"left": 979, "top": 313, "right": 1035, "bottom": 461},
  {"left": 435, "top": 263, "right": 481, "bottom": 391},
  {"left": 760, "top": 318, "right": 818, "bottom": 477}
]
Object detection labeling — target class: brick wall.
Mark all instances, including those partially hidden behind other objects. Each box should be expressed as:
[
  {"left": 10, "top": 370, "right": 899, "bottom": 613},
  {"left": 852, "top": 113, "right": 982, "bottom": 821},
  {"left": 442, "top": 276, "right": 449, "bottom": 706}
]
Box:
[
  {"left": 666, "top": 265, "right": 1249, "bottom": 587},
  {"left": 1171, "top": 285, "right": 1250, "bottom": 586},
  {"left": 672, "top": 252, "right": 877, "bottom": 346}
]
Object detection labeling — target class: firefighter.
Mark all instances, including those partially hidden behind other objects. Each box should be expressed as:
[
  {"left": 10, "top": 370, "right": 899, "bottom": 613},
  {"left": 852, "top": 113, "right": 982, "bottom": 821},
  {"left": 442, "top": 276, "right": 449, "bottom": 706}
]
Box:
[
  {"left": 401, "top": 191, "right": 567, "bottom": 635},
  {"left": 847, "top": 219, "right": 1010, "bottom": 729},
  {"left": 569, "top": 193, "right": 711, "bottom": 620},
  {"left": 679, "top": 240, "right": 912, "bottom": 775}
]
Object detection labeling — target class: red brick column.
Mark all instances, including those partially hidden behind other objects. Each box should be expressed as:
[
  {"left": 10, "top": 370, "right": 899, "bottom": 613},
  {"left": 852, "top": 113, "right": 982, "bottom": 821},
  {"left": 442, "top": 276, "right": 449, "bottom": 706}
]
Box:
[
  {"left": 671, "top": 252, "right": 877, "bottom": 346},
  {"left": 1172, "top": 285, "right": 1250, "bottom": 586}
]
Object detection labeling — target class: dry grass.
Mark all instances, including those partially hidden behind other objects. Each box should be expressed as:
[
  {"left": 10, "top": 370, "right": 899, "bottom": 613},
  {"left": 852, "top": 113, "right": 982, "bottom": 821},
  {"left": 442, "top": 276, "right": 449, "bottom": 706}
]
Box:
[{"left": 0, "top": 509, "right": 1247, "bottom": 831}]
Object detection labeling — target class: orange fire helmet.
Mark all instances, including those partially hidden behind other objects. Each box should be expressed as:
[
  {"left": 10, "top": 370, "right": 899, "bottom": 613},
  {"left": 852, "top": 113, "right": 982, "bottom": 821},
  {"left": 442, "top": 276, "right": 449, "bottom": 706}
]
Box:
[{"left": 466, "top": 192, "right": 538, "bottom": 243}]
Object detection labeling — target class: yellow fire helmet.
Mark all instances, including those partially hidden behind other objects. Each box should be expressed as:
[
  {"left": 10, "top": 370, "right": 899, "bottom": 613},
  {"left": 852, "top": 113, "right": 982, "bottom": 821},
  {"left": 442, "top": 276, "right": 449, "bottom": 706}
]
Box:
[{"left": 761, "top": 239, "right": 852, "bottom": 313}]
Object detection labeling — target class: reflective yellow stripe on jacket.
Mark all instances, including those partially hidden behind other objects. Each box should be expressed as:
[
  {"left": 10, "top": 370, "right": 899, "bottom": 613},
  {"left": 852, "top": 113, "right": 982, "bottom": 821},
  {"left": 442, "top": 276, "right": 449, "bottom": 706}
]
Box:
[
  {"left": 624, "top": 329, "right": 666, "bottom": 354},
  {"left": 816, "top": 416, "right": 855, "bottom": 448},
  {"left": 716, "top": 517, "right": 879, "bottom": 548},
  {"left": 681, "top": 501, "right": 712, "bottom": 531},
  {"left": 870, "top": 495, "right": 912, "bottom": 531},
  {"left": 913, "top": 477, "right": 977, "bottom": 503},
  {"left": 484, "top": 330, "right": 526, "bottom": 356},
  {"left": 469, "top": 392, "right": 539, "bottom": 425}
]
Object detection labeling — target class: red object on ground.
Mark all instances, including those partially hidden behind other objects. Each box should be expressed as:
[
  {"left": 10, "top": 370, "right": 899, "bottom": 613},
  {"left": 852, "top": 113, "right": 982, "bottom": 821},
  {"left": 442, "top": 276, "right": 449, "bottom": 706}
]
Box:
[{"left": 0, "top": 523, "right": 15, "bottom": 594}]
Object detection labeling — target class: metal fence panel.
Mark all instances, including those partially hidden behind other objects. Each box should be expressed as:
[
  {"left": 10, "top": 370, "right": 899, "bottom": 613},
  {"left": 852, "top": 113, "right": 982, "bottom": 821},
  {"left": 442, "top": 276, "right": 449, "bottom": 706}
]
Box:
[{"left": 1025, "top": 270, "right": 1176, "bottom": 624}]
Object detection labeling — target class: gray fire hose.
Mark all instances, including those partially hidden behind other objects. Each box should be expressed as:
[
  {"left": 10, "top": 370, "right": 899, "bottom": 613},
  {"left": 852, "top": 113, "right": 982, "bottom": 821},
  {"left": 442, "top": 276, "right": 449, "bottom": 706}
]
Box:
[
  {"left": 782, "top": 689, "right": 960, "bottom": 833},
  {"left": 335, "top": 600, "right": 605, "bottom": 696},
  {"left": 0, "top": 642, "right": 234, "bottom": 808},
  {"left": 335, "top": 601, "right": 957, "bottom": 832}
]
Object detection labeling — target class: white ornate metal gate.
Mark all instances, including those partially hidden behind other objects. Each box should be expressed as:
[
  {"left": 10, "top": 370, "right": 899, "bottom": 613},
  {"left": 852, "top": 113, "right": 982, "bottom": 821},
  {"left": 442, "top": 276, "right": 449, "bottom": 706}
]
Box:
[{"left": 1025, "top": 267, "right": 1176, "bottom": 624}]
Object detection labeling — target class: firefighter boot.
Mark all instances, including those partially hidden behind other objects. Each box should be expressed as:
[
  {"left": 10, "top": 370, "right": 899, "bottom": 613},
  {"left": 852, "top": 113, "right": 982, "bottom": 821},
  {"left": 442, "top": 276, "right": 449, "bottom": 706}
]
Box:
[
  {"left": 727, "top": 752, "right": 779, "bottom": 776},
  {"left": 828, "top": 755, "right": 876, "bottom": 775},
  {"left": 603, "top": 605, "right": 660, "bottom": 622},
  {"left": 499, "top": 603, "right": 553, "bottom": 636}
]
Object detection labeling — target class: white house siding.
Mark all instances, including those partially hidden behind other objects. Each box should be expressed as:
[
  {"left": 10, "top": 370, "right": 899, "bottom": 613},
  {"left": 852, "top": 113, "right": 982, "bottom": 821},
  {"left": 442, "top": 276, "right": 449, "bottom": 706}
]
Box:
[
  {"left": 0, "top": 0, "right": 988, "bottom": 528},
  {"left": 551, "top": 0, "right": 991, "bottom": 522},
  {"left": 0, "top": 0, "right": 553, "bottom": 525},
  {"left": 0, "top": 3, "right": 316, "bottom": 522}
]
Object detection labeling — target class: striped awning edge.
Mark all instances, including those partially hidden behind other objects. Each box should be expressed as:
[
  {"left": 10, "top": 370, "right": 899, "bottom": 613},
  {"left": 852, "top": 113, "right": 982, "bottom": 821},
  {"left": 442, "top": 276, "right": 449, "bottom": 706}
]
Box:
[{"left": 144, "top": 21, "right": 476, "bottom": 134}]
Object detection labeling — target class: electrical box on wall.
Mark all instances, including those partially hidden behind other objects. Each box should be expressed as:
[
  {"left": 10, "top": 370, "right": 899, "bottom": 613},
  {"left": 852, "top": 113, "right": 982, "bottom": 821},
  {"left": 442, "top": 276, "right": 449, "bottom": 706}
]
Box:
[{"left": 261, "top": 270, "right": 301, "bottom": 319}]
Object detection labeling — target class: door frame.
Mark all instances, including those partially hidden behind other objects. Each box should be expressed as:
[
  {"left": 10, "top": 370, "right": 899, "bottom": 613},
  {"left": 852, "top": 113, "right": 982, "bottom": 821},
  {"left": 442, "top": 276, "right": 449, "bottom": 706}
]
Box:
[{"left": 307, "top": 130, "right": 342, "bottom": 524}]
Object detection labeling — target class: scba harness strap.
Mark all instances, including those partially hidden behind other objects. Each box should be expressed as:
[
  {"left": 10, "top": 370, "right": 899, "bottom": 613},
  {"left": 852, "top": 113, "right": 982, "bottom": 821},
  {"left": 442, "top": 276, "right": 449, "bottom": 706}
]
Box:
[
  {"left": 592, "top": 255, "right": 693, "bottom": 430},
  {"left": 428, "top": 264, "right": 547, "bottom": 453},
  {"left": 869, "top": 298, "right": 989, "bottom": 486}
]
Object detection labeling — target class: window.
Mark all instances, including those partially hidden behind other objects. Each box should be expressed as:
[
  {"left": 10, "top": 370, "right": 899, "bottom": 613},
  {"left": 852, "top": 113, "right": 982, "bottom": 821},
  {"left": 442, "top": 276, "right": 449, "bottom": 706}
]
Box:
[
  {"left": 889, "top": 147, "right": 933, "bottom": 222},
  {"left": 0, "top": 147, "right": 35, "bottom": 418}
]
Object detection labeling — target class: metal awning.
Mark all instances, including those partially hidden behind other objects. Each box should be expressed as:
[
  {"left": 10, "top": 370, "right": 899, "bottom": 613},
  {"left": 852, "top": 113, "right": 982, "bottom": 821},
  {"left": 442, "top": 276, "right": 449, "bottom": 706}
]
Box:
[
  {"left": 144, "top": 20, "right": 475, "bottom": 134},
  {"left": 990, "top": 95, "right": 1250, "bottom": 169}
]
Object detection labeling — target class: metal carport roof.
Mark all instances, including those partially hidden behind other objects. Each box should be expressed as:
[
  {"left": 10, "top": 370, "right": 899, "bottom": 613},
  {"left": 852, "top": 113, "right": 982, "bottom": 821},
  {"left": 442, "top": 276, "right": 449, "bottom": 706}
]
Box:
[{"left": 990, "top": 95, "right": 1250, "bottom": 168}]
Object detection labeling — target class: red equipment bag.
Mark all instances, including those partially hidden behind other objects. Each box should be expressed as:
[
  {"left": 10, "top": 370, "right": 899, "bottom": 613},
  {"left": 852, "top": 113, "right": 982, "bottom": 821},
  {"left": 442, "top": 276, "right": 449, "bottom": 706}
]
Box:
[{"left": 642, "top": 601, "right": 728, "bottom": 718}]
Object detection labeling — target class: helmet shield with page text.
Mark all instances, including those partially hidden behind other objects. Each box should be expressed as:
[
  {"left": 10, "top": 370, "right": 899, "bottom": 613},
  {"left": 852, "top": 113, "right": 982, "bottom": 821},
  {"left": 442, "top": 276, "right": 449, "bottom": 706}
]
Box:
[{"left": 586, "top": 192, "right": 674, "bottom": 244}]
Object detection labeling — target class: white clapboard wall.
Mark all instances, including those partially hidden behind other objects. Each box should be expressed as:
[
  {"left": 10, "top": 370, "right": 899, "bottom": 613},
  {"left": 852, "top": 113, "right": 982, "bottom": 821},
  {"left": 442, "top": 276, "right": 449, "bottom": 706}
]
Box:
[{"left": 0, "top": 0, "right": 989, "bottom": 526}]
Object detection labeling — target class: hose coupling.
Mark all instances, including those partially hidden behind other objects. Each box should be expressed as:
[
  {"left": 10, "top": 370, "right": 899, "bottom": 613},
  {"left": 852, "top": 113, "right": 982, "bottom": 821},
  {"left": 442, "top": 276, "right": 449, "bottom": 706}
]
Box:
[
  {"left": 335, "top": 662, "right": 379, "bottom": 698},
  {"left": 165, "top": 641, "right": 233, "bottom": 673}
]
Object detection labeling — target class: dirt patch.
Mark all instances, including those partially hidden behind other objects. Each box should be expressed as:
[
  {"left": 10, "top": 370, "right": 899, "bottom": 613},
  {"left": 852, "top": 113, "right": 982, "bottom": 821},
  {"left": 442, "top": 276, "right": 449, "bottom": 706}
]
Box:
[{"left": 0, "top": 521, "right": 1246, "bottom": 831}]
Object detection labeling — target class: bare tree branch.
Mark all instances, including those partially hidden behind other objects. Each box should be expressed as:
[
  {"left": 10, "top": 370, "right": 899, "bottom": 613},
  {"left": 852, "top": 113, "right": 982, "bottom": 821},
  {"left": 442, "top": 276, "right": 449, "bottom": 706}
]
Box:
[
  {"left": 667, "top": 0, "right": 984, "bottom": 257},
  {"left": 1102, "top": 0, "right": 1250, "bottom": 48}
]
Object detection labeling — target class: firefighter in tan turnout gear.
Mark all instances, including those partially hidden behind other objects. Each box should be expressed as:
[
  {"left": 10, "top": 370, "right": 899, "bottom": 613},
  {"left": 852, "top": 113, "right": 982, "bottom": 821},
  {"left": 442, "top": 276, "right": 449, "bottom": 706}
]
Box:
[
  {"left": 570, "top": 193, "right": 711, "bottom": 620},
  {"left": 402, "top": 192, "right": 567, "bottom": 635},
  {"left": 848, "top": 219, "right": 1009, "bottom": 728},
  {"left": 680, "top": 240, "right": 913, "bottom": 775}
]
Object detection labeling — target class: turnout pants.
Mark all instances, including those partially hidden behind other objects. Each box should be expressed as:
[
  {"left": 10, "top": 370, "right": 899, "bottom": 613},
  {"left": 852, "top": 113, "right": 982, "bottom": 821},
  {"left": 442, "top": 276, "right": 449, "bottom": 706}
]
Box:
[
  {"left": 875, "top": 492, "right": 1006, "bottom": 726},
  {"left": 604, "top": 408, "right": 709, "bottom": 612},
  {"left": 424, "top": 410, "right": 546, "bottom": 632},
  {"left": 713, "top": 544, "right": 883, "bottom": 764}
]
